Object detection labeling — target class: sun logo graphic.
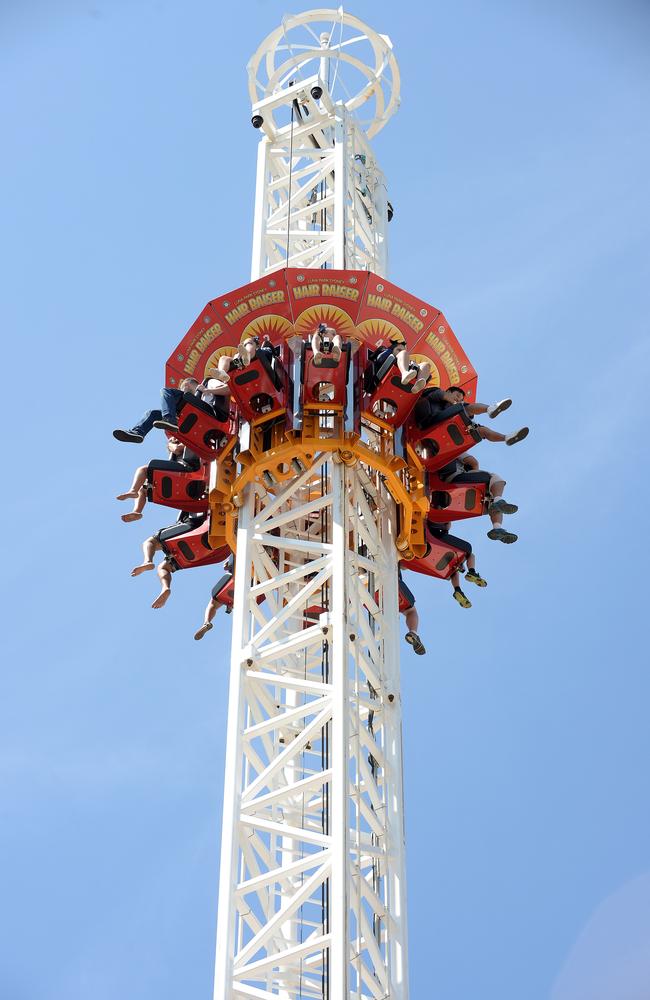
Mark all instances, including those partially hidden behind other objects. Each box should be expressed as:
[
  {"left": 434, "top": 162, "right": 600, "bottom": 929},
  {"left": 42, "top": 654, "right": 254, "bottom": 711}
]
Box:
[
  {"left": 241, "top": 315, "right": 294, "bottom": 343},
  {"left": 293, "top": 304, "right": 356, "bottom": 338},
  {"left": 356, "top": 317, "right": 404, "bottom": 346}
]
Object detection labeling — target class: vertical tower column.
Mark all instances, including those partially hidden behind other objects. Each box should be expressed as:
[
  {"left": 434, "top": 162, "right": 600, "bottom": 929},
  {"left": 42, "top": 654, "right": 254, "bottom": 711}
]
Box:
[
  {"left": 213, "top": 456, "right": 409, "bottom": 999},
  {"left": 214, "top": 13, "right": 407, "bottom": 998}
]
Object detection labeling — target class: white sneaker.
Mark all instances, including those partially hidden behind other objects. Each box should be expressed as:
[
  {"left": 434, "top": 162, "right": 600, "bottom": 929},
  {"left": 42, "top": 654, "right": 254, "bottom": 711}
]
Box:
[
  {"left": 487, "top": 398, "right": 512, "bottom": 418},
  {"left": 401, "top": 368, "right": 417, "bottom": 386},
  {"left": 505, "top": 426, "right": 529, "bottom": 446}
]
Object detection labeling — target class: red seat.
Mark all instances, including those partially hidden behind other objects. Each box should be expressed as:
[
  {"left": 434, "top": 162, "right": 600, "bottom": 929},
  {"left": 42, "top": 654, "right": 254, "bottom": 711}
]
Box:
[
  {"left": 162, "top": 523, "right": 230, "bottom": 571},
  {"left": 211, "top": 572, "right": 235, "bottom": 610},
  {"left": 175, "top": 394, "right": 237, "bottom": 462},
  {"left": 363, "top": 360, "right": 421, "bottom": 427},
  {"left": 401, "top": 534, "right": 468, "bottom": 581},
  {"left": 229, "top": 352, "right": 289, "bottom": 423},
  {"left": 426, "top": 475, "right": 487, "bottom": 524},
  {"left": 405, "top": 409, "right": 482, "bottom": 472},
  {"left": 147, "top": 464, "right": 209, "bottom": 513},
  {"left": 300, "top": 343, "right": 350, "bottom": 411}
]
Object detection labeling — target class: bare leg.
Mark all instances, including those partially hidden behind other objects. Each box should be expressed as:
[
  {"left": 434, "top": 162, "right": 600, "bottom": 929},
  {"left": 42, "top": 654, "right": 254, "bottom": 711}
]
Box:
[
  {"left": 413, "top": 360, "right": 431, "bottom": 393},
  {"left": 215, "top": 356, "right": 232, "bottom": 381},
  {"left": 194, "top": 598, "right": 218, "bottom": 640},
  {"left": 132, "top": 536, "right": 159, "bottom": 576},
  {"left": 465, "top": 403, "right": 489, "bottom": 416},
  {"left": 117, "top": 465, "right": 147, "bottom": 500},
  {"left": 488, "top": 475, "right": 506, "bottom": 527},
  {"left": 122, "top": 487, "right": 147, "bottom": 522},
  {"left": 394, "top": 347, "right": 414, "bottom": 381},
  {"left": 152, "top": 562, "right": 172, "bottom": 608},
  {"left": 311, "top": 332, "right": 324, "bottom": 364},
  {"left": 477, "top": 424, "right": 507, "bottom": 443},
  {"left": 404, "top": 607, "right": 419, "bottom": 632},
  {"left": 239, "top": 341, "right": 257, "bottom": 365}
]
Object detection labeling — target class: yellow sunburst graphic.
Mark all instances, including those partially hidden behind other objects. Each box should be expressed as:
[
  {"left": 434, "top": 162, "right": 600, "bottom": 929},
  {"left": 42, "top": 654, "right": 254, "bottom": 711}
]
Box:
[
  {"left": 293, "top": 304, "right": 355, "bottom": 338},
  {"left": 356, "top": 317, "right": 403, "bottom": 346},
  {"left": 202, "top": 345, "right": 240, "bottom": 378},
  {"left": 241, "top": 314, "right": 294, "bottom": 343},
  {"left": 411, "top": 353, "right": 441, "bottom": 388}
]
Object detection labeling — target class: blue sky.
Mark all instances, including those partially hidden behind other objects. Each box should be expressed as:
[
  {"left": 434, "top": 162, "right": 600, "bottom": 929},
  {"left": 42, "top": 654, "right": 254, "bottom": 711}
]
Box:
[{"left": 2, "top": 1, "right": 649, "bottom": 997}]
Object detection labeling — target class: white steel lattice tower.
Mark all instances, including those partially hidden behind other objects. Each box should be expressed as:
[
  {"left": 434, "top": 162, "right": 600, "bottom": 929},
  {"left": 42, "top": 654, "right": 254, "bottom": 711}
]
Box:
[{"left": 214, "top": 11, "right": 409, "bottom": 999}]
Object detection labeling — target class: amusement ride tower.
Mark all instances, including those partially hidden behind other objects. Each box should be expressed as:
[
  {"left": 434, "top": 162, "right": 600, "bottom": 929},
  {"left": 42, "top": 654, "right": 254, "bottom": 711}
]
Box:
[{"left": 159, "top": 9, "right": 479, "bottom": 998}]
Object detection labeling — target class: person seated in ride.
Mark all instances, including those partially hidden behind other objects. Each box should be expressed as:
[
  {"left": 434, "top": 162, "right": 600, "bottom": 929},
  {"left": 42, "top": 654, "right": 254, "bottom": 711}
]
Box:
[
  {"left": 437, "top": 452, "right": 519, "bottom": 543},
  {"left": 116, "top": 435, "right": 189, "bottom": 523},
  {"left": 310, "top": 323, "right": 343, "bottom": 365},
  {"left": 214, "top": 334, "right": 276, "bottom": 380},
  {"left": 192, "top": 371, "right": 231, "bottom": 418},
  {"left": 414, "top": 385, "right": 528, "bottom": 445},
  {"left": 371, "top": 339, "right": 431, "bottom": 394},
  {"left": 426, "top": 520, "right": 486, "bottom": 608},
  {"left": 194, "top": 555, "right": 234, "bottom": 640},
  {"left": 113, "top": 377, "right": 199, "bottom": 442},
  {"left": 131, "top": 511, "right": 207, "bottom": 609},
  {"left": 398, "top": 569, "right": 426, "bottom": 655}
]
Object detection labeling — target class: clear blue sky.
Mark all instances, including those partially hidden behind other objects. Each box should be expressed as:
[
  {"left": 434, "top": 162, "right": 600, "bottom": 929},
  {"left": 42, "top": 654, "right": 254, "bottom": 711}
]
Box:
[{"left": 2, "top": 1, "right": 649, "bottom": 997}]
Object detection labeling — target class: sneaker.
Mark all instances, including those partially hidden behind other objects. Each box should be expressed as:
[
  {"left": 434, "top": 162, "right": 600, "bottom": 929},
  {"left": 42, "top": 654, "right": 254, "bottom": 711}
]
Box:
[
  {"left": 153, "top": 419, "right": 179, "bottom": 432},
  {"left": 412, "top": 376, "right": 428, "bottom": 394},
  {"left": 505, "top": 426, "right": 529, "bottom": 446},
  {"left": 487, "top": 526, "right": 518, "bottom": 543},
  {"left": 331, "top": 344, "right": 342, "bottom": 362},
  {"left": 113, "top": 429, "right": 144, "bottom": 443},
  {"left": 405, "top": 630, "right": 426, "bottom": 655},
  {"left": 487, "top": 398, "right": 512, "bottom": 418},
  {"left": 401, "top": 368, "right": 417, "bottom": 386},
  {"left": 313, "top": 350, "right": 325, "bottom": 366},
  {"left": 488, "top": 498, "right": 518, "bottom": 515},
  {"left": 465, "top": 568, "right": 487, "bottom": 587},
  {"left": 194, "top": 622, "right": 213, "bottom": 641},
  {"left": 453, "top": 587, "right": 472, "bottom": 608}
]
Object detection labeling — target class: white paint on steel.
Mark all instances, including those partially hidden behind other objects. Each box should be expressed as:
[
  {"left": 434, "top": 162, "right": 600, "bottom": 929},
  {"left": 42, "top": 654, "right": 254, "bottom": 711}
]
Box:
[{"left": 214, "top": 10, "right": 408, "bottom": 998}]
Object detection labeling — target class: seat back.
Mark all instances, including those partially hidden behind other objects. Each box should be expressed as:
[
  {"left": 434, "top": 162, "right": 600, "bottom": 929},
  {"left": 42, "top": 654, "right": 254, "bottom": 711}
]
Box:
[
  {"left": 211, "top": 572, "right": 235, "bottom": 610},
  {"left": 229, "top": 352, "right": 289, "bottom": 424},
  {"left": 175, "top": 394, "right": 237, "bottom": 462},
  {"left": 363, "top": 363, "right": 421, "bottom": 428},
  {"left": 162, "top": 524, "right": 229, "bottom": 571},
  {"left": 426, "top": 474, "right": 487, "bottom": 523},
  {"left": 404, "top": 409, "right": 482, "bottom": 472},
  {"left": 147, "top": 464, "right": 209, "bottom": 513},
  {"left": 402, "top": 536, "right": 468, "bottom": 581},
  {"left": 299, "top": 342, "right": 351, "bottom": 412}
]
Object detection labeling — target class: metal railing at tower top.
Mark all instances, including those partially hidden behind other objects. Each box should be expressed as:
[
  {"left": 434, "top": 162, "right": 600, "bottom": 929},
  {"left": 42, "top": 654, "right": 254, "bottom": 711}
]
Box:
[{"left": 247, "top": 9, "right": 400, "bottom": 280}]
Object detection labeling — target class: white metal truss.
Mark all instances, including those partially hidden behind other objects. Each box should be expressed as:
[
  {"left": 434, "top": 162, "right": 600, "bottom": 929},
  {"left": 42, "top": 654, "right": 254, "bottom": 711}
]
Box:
[
  {"left": 214, "top": 456, "right": 409, "bottom": 999},
  {"left": 249, "top": 7, "right": 398, "bottom": 280},
  {"left": 214, "top": 11, "right": 409, "bottom": 999}
]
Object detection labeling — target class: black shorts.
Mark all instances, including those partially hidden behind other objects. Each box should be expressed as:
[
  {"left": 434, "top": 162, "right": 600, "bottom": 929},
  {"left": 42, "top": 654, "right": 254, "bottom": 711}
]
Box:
[
  {"left": 452, "top": 471, "right": 492, "bottom": 486},
  {"left": 156, "top": 520, "right": 196, "bottom": 545},
  {"left": 148, "top": 458, "right": 200, "bottom": 475}
]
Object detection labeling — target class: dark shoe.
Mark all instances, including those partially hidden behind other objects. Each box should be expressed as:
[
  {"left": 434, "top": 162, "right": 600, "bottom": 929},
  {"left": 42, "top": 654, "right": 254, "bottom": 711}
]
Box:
[
  {"left": 113, "top": 429, "right": 144, "bottom": 443},
  {"left": 405, "top": 630, "right": 426, "bottom": 655},
  {"left": 153, "top": 419, "right": 179, "bottom": 432},
  {"left": 487, "top": 526, "right": 518, "bottom": 543},
  {"left": 505, "top": 426, "right": 529, "bottom": 446},
  {"left": 453, "top": 587, "right": 472, "bottom": 608},
  {"left": 488, "top": 498, "right": 518, "bottom": 516},
  {"left": 465, "top": 568, "right": 487, "bottom": 587}
]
